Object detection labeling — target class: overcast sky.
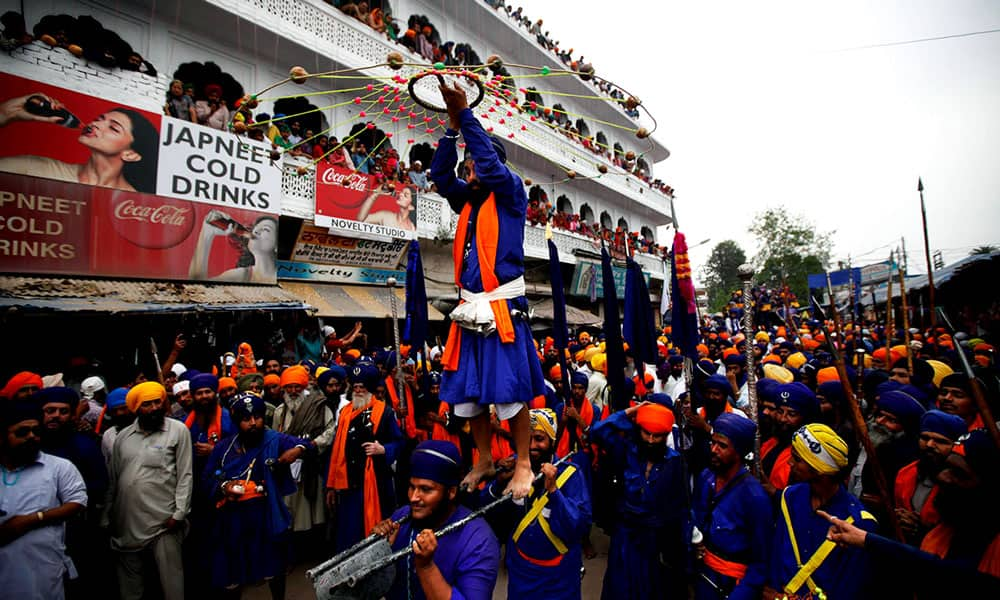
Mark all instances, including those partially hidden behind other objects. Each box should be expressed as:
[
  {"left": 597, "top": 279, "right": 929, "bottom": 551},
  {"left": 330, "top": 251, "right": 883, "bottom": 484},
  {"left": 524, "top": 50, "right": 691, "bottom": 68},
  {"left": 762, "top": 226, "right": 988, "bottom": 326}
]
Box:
[{"left": 527, "top": 0, "right": 1000, "bottom": 285}]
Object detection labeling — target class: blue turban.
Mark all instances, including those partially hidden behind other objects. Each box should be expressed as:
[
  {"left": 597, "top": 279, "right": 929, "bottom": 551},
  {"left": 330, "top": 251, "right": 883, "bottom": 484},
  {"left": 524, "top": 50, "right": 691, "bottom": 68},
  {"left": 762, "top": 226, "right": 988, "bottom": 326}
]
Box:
[
  {"left": 33, "top": 387, "right": 79, "bottom": 410},
  {"left": 349, "top": 364, "right": 380, "bottom": 394},
  {"left": 703, "top": 374, "right": 732, "bottom": 398},
  {"left": 374, "top": 350, "right": 392, "bottom": 367},
  {"left": 723, "top": 353, "right": 746, "bottom": 367},
  {"left": 316, "top": 369, "right": 337, "bottom": 390},
  {"left": 756, "top": 378, "right": 779, "bottom": 404},
  {"left": 649, "top": 393, "right": 673, "bottom": 409},
  {"left": 426, "top": 371, "right": 442, "bottom": 386},
  {"left": 877, "top": 389, "right": 926, "bottom": 432},
  {"left": 668, "top": 355, "right": 684, "bottom": 366},
  {"left": 713, "top": 412, "right": 757, "bottom": 456},
  {"left": 410, "top": 440, "right": 462, "bottom": 487},
  {"left": 179, "top": 369, "right": 201, "bottom": 382},
  {"left": 876, "top": 380, "right": 903, "bottom": 399},
  {"left": 1, "top": 399, "right": 43, "bottom": 428},
  {"left": 325, "top": 364, "right": 347, "bottom": 382},
  {"left": 775, "top": 382, "right": 819, "bottom": 421},
  {"left": 230, "top": 392, "right": 266, "bottom": 419},
  {"left": 817, "top": 381, "right": 846, "bottom": 410},
  {"left": 189, "top": 373, "right": 219, "bottom": 393},
  {"left": 105, "top": 387, "right": 129, "bottom": 410},
  {"left": 920, "top": 409, "right": 966, "bottom": 442},
  {"left": 961, "top": 430, "right": 1000, "bottom": 479},
  {"left": 571, "top": 370, "right": 589, "bottom": 387},
  {"left": 696, "top": 359, "right": 717, "bottom": 378}
]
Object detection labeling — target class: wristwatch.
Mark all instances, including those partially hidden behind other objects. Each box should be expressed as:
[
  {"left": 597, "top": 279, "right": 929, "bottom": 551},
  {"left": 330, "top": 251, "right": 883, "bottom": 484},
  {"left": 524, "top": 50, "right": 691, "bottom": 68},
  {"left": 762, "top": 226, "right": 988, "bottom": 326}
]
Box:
[{"left": 36, "top": 511, "right": 44, "bottom": 522}]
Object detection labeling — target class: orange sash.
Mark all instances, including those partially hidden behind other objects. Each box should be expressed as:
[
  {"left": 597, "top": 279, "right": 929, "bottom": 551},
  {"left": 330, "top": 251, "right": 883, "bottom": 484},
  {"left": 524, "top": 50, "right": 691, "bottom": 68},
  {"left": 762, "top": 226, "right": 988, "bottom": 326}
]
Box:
[
  {"left": 761, "top": 437, "right": 779, "bottom": 460},
  {"left": 921, "top": 525, "right": 1000, "bottom": 577},
  {"left": 894, "top": 460, "right": 941, "bottom": 529},
  {"left": 185, "top": 404, "right": 223, "bottom": 441},
  {"left": 703, "top": 548, "right": 748, "bottom": 581},
  {"left": 442, "top": 193, "right": 515, "bottom": 372},
  {"left": 557, "top": 399, "right": 594, "bottom": 459},
  {"left": 385, "top": 376, "right": 420, "bottom": 440},
  {"left": 431, "top": 402, "right": 463, "bottom": 457},
  {"left": 768, "top": 446, "right": 793, "bottom": 490},
  {"left": 327, "top": 399, "right": 386, "bottom": 536},
  {"left": 95, "top": 406, "right": 108, "bottom": 435}
]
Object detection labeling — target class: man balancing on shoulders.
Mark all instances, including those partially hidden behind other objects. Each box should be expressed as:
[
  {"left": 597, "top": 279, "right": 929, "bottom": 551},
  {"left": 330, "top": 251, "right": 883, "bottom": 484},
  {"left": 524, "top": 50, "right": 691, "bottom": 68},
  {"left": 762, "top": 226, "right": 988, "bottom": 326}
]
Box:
[
  {"left": 429, "top": 81, "right": 546, "bottom": 499},
  {"left": 373, "top": 440, "right": 500, "bottom": 600}
]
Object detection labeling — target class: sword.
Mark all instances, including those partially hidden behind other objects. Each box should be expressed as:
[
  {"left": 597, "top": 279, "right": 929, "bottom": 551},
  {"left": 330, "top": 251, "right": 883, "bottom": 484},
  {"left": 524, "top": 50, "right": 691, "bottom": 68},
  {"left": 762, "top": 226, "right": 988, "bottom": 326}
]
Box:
[
  {"left": 737, "top": 264, "right": 760, "bottom": 475},
  {"left": 387, "top": 277, "right": 406, "bottom": 418}
]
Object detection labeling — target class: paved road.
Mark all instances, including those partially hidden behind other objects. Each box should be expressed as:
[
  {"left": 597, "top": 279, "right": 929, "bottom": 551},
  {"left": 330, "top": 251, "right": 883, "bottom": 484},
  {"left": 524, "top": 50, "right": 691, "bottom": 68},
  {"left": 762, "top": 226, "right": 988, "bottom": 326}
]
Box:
[{"left": 246, "top": 528, "right": 611, "bottom": 600}]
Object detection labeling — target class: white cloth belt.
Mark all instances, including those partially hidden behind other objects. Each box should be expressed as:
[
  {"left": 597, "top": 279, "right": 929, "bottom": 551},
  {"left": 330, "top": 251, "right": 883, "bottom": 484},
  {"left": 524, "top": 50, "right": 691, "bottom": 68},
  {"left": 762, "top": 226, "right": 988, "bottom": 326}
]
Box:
[{"left": 450, "top": 276, "right": 525, "bottom": 334}]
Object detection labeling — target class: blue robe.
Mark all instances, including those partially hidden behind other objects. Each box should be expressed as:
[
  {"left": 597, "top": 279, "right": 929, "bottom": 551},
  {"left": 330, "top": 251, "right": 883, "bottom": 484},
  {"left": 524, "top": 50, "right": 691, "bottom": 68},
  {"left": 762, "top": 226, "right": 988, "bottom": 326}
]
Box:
[
  {"left": 769, "top": 483, "right": 878, "bottom": 599},
  {"left": 333, "top": 405, "right": 404, "bottom": 552},
  {"left": 482, "top": 461, "right": 591, "bottom": 599},
  {"left": 201, "top": 429, "right": 306, "bottom": 589},
  {"left": 430, "top": 107, "right": 545, "bottom": 408},
  {"left": 386, "top": 504, "right": 500, "bottom": 600},
  {"left": 590, "top": 411, "right": 689, "bottom": 600},
  {"left": 692, "top": 466, "right": 772, "bottom": 600}
]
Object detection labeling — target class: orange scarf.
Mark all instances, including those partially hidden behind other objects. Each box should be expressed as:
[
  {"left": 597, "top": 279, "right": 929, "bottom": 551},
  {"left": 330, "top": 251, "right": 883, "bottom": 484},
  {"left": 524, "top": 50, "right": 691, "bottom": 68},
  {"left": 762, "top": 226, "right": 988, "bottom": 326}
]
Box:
[
  {"left": 921, "top": 524, "right": 1000, "bottom": 577},
  {"left": 327, "top": 399, "right": 386, "bottom": 536},
  {"left": 95, "top": 406, "right": 108, "bottom": 435},
  {"left": 557, "top": 399, "right": 595, "bottom": 459},
  {"left": 768, "top": 445, "right": 792, "bottom": 490},
  {"left": 185, "top": 404, "right": 222, "bottom": 441},
  {"left": 431, "top": 402, "right": 463, "bottom": 458},
  {"left": 894, "top": 460, "right": 941, "bottom": 529},
  {"left": 442, "top": 193, "right": 515, "bottom": 372},
  {"left": 385, "top": 376, "right": 420, "bottom": 440}
]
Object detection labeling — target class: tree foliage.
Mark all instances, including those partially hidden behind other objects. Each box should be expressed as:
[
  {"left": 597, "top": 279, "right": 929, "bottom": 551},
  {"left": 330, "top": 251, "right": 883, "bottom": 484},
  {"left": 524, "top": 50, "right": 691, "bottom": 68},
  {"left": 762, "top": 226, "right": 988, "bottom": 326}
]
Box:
[
  {"left": 970, "top": 245, "right": 999, "bottom": 256},
  {"left": 702, "top": 240, "right": 746, "bottom": 312},
  {"left": 750, "top": 208, "right": 832, "bottom": 300}
]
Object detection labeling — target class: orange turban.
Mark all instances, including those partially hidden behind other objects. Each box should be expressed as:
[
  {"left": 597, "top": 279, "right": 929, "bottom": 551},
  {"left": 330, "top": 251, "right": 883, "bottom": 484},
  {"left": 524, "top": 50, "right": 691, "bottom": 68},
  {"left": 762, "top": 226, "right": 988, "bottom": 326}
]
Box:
[
  {"left": 125, "top": 381, "right": 166, "bottom": 413},
  {"left": 264, "top": 374, "right": 281, "bottom": 387},
  {"left": 816, "top": 367, "right": 840, "bottom": 385},
  {"left": 762, "top": 354, "right": 782, "bottom": 365},
  {"left": 1, "top": 371, "right": 43, "bottom": 399},
  {"left": 280, "top": 365, "right": 309, "bottom": 388},
  {"left": 636, "top": 404, "right": 675, "bottom": 435},
  {"left": 696, "top": 344, "right": 709, "bottom": 357},
  {"left": 218, "top": 377, "right": 237, "bottom": 392},
  {"left": 549, "top": 364, "right": 562, "bottom": 381},
  {"left": 722, "top": 347, "right": 740, "bottom": 360}
]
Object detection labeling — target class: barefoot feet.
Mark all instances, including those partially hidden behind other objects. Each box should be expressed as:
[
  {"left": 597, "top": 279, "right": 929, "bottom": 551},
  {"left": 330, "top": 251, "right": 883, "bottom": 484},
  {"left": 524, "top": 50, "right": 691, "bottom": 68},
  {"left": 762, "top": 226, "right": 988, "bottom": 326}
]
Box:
[
  {"left": 460, "top": 460, "right": 496, "bottom": 492},
  {"left": 504, "top": 461, "right": 534, "bottom": 499}
]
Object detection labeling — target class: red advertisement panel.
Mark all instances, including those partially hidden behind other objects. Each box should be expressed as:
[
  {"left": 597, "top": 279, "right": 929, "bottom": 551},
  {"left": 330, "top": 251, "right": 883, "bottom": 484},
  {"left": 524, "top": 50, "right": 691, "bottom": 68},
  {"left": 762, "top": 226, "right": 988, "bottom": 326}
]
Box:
[
  {"left": 0, "top": 173, "right": 277, "bottom": 283},
  {"left": 314, "top": 163, "right": 418, "bottom": 240}
]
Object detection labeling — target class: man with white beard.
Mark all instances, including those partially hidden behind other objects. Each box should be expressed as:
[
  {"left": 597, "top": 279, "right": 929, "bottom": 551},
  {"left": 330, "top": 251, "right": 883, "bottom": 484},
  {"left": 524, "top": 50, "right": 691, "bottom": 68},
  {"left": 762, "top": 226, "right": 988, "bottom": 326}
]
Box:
[{"left": 325, "top": 364, "right": 404, "bottom": 552}]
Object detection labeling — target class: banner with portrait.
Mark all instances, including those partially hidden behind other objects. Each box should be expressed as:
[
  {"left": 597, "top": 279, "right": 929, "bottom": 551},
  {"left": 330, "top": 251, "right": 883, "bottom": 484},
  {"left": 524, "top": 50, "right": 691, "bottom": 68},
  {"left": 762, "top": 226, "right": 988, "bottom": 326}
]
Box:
[
  {"left": 313, "top": 163, "right": 418, "bottom": 240},
  {"left": 0, "top": 72, "right": 281, "bottom": 282}
]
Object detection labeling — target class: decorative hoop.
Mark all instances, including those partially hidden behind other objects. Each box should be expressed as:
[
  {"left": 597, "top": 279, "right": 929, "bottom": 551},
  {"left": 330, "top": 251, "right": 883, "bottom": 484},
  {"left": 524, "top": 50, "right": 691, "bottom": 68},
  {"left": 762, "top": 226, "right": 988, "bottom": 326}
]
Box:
[{"left": 407, "top": 68, "right": 485, "bottom": 113}]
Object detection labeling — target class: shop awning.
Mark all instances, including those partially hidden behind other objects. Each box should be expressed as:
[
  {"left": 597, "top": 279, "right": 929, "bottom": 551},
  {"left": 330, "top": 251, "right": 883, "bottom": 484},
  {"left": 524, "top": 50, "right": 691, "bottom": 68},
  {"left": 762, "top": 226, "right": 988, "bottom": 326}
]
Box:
[
  {"left": 280, "top": 281, "right": 446, "bottom": 320},
  {"left": 0, "top": 276, "right": 311, "bottom": 314},
  {"left": 529, "top": 298, "right": 602, "bottom": 326}
]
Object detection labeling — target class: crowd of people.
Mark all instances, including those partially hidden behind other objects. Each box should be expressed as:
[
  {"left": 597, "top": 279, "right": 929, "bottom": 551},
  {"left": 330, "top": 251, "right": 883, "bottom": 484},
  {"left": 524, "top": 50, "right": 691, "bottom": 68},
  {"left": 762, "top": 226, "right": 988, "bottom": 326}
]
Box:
[
  {"left": 527, "top": 196, "right": 665, "bottom": 257},
  {"left": 3, "top": 301, "right": 999, "bottom": 599}
]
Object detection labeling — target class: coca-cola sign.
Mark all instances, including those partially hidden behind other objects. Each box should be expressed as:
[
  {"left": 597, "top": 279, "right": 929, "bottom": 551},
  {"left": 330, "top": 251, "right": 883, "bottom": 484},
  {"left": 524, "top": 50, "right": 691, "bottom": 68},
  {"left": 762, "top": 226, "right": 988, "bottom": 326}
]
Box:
[
  {"left": 319, "top": 166, "right": 368, "bottom": 192},
  {"left": 314, "top": 162, "right": 418, "bottom": 241},
  {"left": 108, "top": 192, "right": 195, "bottom": 249}
]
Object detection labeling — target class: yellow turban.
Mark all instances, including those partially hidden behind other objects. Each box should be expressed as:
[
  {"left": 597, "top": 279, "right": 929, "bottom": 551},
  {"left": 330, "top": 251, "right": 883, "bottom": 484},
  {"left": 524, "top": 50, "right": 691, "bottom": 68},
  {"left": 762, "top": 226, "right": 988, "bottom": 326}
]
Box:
[
  {"left": 126, "top": 381, "right": 167, "bottom": 413},
  {"left": 530, "top": 408, "right": 558, "bottom": 441},
  {"left": 584, "top": 346, "right": 601, "bottom": 362},
  {"left": 590, "top": 353, "right": 607, "bottom": 374},
  {"left": 792, "top": 424, "right": 848, "bottom": 474},
  {"left": 763, "top": 364, "right": 793, "bottom": 384},
  {"left": 786, "top": 352, "right": 806, "bottom": 369},
  {"left": 926, "top": 360, "right": 954, "bottom": 387},
  {"left": 755, "top": 331, "right": 770, "bottom": 343}
]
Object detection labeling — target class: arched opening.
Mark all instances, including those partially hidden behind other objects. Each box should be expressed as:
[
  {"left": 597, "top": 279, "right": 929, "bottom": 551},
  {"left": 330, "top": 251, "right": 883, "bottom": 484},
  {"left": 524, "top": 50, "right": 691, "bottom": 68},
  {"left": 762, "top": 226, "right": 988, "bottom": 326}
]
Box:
[
  {"left": 529, "top": 184, "right": 549, "bottom": 206},
  {"left": 636, "top": 157, "right": 650, "bottom": 176},
  {"left": 595, "top": 131, "right": 608, "bottom": 151},
  {"left": 613, "top": 142, "right": 624, "bottom": 159},
  {"left": 551, "top": 103, "right": 568, "bottom": 124},
  {"left": 580, "top": 203, "right": 595, "bottom": 224},
  {"left": 600, "top": 211, "right": 613, "bottom": 229},
  {"left": 524, "top": 87, "right": 544, "bottom": 111},
  {"left": 641, "top": 226, "right": 655, "bottom": 242},
  {"left": 617, "top": 217, "right": 629, "bottom": 231},
  {"left": 575, "top": 118, "right": 590, "bottom": 138},
  {"left": 556, "top": 195, "right": 573, "bottom": 214}
]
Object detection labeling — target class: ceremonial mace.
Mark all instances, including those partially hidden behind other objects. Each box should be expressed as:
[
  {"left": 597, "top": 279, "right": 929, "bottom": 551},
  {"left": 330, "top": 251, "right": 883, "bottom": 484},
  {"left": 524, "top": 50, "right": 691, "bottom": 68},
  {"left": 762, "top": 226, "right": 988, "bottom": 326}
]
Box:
[
  {"left": 387, "top": 277, "right": 406, "bottom": 419},
  {"left": 737, "top": 264, "right": 761, "bottom": 474}
]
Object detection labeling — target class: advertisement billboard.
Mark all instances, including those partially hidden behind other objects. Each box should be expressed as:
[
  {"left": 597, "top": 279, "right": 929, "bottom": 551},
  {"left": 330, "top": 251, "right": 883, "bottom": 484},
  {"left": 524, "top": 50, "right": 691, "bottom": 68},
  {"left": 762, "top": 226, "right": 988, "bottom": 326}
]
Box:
[
  {"left": 0, "top": 72, "right": 281, "bottom": 283},
  {"left": 313, "top": 163, "right": 417, "bottom": 240},
  {"left": 291, "top": 224, "right": 407, "bottom": 269}
]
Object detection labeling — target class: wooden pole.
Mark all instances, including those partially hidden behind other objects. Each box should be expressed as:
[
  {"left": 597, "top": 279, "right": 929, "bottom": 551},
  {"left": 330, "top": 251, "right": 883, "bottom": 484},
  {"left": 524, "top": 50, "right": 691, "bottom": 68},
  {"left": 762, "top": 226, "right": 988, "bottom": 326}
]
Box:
[{"left": 898, "top": 260, "right": 914, "bottom": 373}]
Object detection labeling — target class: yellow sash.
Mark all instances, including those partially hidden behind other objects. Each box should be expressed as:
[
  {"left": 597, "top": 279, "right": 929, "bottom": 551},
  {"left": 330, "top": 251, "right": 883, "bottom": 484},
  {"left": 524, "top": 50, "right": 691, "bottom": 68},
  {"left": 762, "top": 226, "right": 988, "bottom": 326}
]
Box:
[{"left": 512, "top": 465, "right": 577, "bottom": 555}]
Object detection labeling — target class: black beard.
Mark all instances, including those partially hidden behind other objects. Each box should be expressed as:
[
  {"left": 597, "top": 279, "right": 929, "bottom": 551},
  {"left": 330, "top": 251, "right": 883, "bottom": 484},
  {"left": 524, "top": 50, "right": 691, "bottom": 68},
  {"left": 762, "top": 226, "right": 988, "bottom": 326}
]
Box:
[
  {"left": 638, "top": 439, "right": 667, "bottom": 462},
  {"left": 112, "top": 415, "right": 136, "bottom": 430},
  {"left": 9, "top": 441, "right": 40, "bottom": 466},
  {"left": 468, "top": 184, "right": 490, "bottom": 205},
  {"left": 137, "top": 410, "right": 166, "bottom": 431},
  {"left": 240, "top": 428, "right": 264, "bottom": 447},
  {"left": 530, "top": 450, "right": 554, "bottom": 473}
]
